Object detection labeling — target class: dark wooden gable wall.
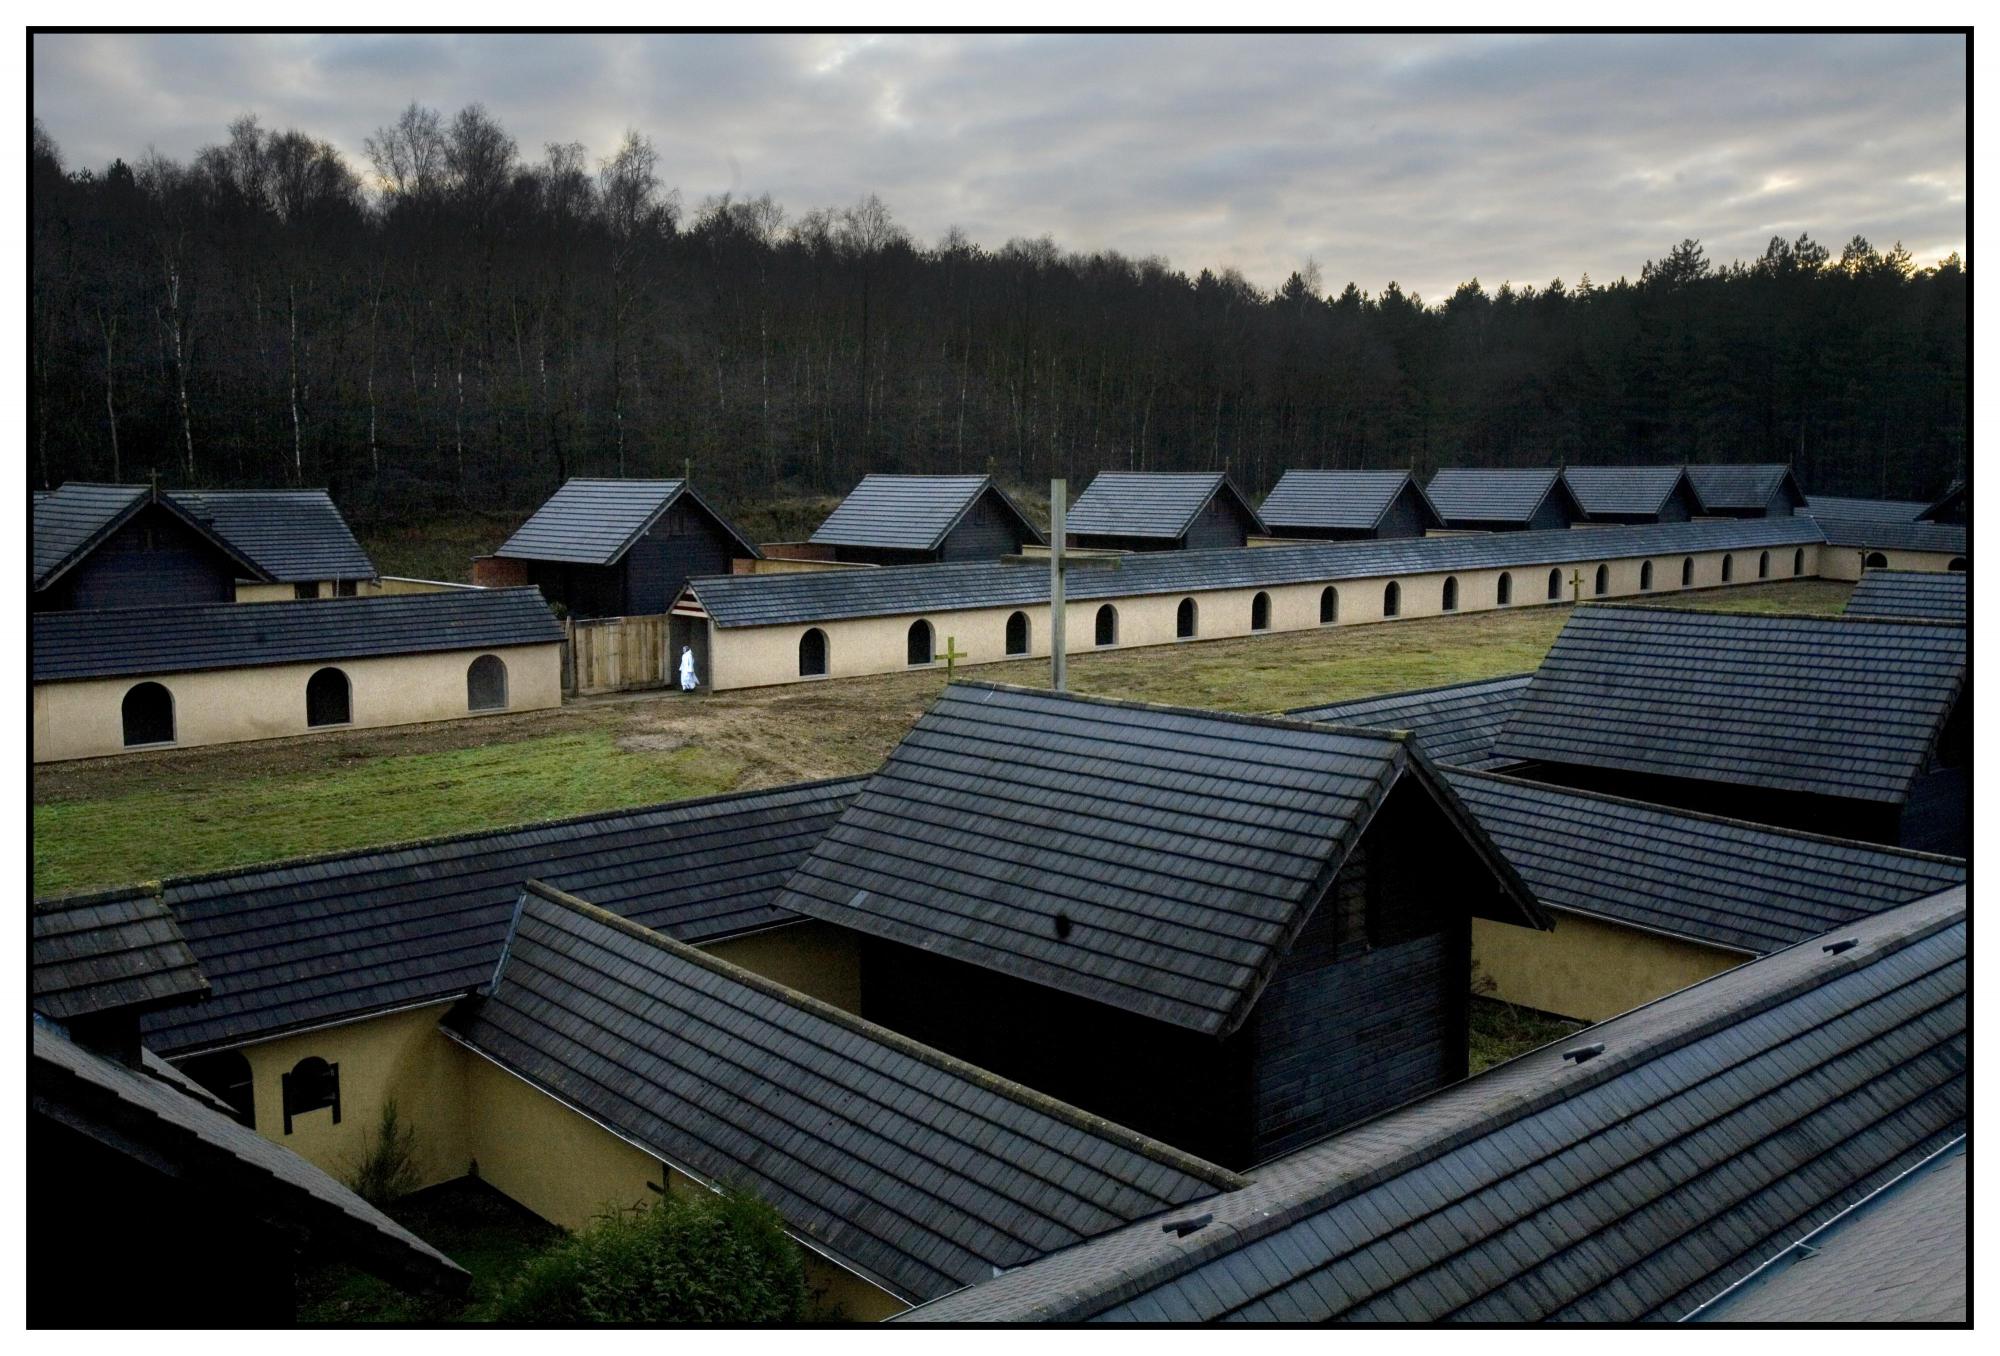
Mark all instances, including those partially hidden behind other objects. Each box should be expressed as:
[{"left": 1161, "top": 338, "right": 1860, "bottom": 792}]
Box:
[
  {"left": 620, "top": 496, "right": 742, "bottom": 614},
  {"left": 1375, "top": 483, "right": 1435, "bottom": 539},
  {"left": 37, "top": 503, "right": 242, "bottom": 612},
  {"left": 1183, "top": 490, "right": 1260, "bottom": 550},
  {"left": 937, "top": 488, "right": 1035, "bottom": 562}
]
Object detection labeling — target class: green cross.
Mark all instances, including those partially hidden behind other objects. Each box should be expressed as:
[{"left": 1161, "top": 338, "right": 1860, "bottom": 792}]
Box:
[{"left": 941, "top": 634, "right": 968, "bottom": 675}]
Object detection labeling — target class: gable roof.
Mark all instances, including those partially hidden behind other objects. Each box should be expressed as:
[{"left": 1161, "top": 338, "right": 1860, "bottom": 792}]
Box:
[
  {"left": 1439, "top": 768, "right": 1966, "bottom": 955},
  {"left": 1814, "top": 516, "right": 1967, "bottom": 555},
  {"left": 495, "top": 478, "right": 761, "bottom": 566},
  {"left": 33, "top": 587, "right": 563, "bottom": 683},
  {"left": 1846, "top": 570, "right": 1966, "bottom": 624},
  {"left": 1562, "top": 465, "right": 1700, "bottom": 518},
  {"left": 34, "top": 891, "right": 208, "bottom": 1022},
  {"left": 1065, "top": 472, "right": 1267, "bottom": 540},
  {"left": 1918, "top": 481, "right": 1965, "bottom": 523},
  {"left": 1685, "top": 463, "right": 1802, "bottom": 510},
  {"left": 900, "top": 887, "right": 1967, "bottom": 1322},
  {"left": 33, "top": 483, "right": 270, "bottom": 592},
  {"left": 172, "top": 490, "right": 376, "bottom": 581},
  {"left": 680, "top": 515, "right": 1828, "bottom": 630},
  {"left": 450, "top": 883, "right": 1243, "bottom": 1305},
  {"left": 32, "top": 1022, "right": 466, "bottom": 1296},
  {"left": 808, "top": 474, "right": 1044, "bottom": 551},
  {"left": 1490, "top": 605, "right": 1966, "bottom": 804},
  {"left": 133, "top": 777, "right": 865, "bottom": 1055},
  {"left": 1288, "top": 674, "right": 1533, "bottom": 770},
  {"left": 1256, "top": 470, "right": 1443, "bottom": 532},
  {"left": 1424, "top": 467, "right": 1581, "bottom": 525},
  {"left": 1803, "top": 494, "right": 1928, "bottom": 523},
  {"left": 772, "top": 683, "right": 1542, "bottom": 1038}
]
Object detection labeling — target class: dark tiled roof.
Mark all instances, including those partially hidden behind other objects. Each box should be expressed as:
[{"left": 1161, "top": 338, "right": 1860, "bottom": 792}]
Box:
[
  {"left": 33, "top": 1023, "right": 465, "bottom": 1294},
  {"left": 1692, "top": 1139, "right": 1966, "bottom": 1323},
  {"left": 453, "top": 884, "right": 1243, "bottom": 1304},
  {"left": 1918, "top": 481, "right": 1965, "bottom": 523},
  {"left": 138, "top": 778, "right": 866, "bottom": 1054},
  {"left": 495, "top": 478, "right": 759, "bottom": 565},
  {"left": 901, "top": 887, "right": 1967, "bottom": 1322},
  {"left": 33, "top": 891, "right": 208, "bottom": 1021},
  {"left": 681, "top": 516, "right": 1828, "bottom": 629},
  {"left": 1814, "top": 516, "right": 1967, "bottom": 555},
  {"left": 1685, "top": 463, "right": 1801, "bottom": 510},
  {"left": 1424, "top": 467, "right": 1574, "bottom": 524},
  {"left": 1803, "top": 494, "right": 1928, "bottom": 523},
  {"left": 773, "top": 683, "right": 1538, "bottom": 1037},
  {"left": 1491, "top": 605, "right": 1966, "bottom": 804},
  {"left": 1288, "top": 674, "right": 1533, "bottom": 769},
  {"left": 1440, "top": 769, "right": 1966, "bottom": 955},
  {"left": 1846, "top": 570, "right": 1967, "bottom": 624},
  {"left": 809, "top": 474, "right": 1043, "bottom": 551},
  {"left": 1257, "top": 470, "right": 1441, "bottom": 531},
  {"left": 173, "top": 490, "right": 376, "bottom": 581},
  {"left": 33, "top": 587, "right": 563, "bottom": 682},
  {"left": 33, "top": 483, "right": 148, "bottom": 587},
  {"left": 1562, "top": 465, "right": 1696, "bottom": 517},
  {"left": 1065, "top": 472, "right": 1265, "bottom": 539}
]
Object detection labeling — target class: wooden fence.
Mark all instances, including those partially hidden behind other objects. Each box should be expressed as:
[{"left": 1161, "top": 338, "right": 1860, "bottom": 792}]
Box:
[{"left": 563, "top": 614, "right": 670, "bottom": 696}]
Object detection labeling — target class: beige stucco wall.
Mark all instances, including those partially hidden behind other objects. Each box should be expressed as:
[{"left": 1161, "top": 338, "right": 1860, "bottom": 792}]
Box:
[
  {"left": 705, "top": 921, "right": 863, "bottom": 1015},
  {"left": 237, "top": 578, "right": 473, "bottom": 603},
  {"left": 33, "top": 641, "right": 562, "bottom": 762},
  {"left": 1472, "top": 912, "right": 1749, "bottom": 1023},
  {"left": 1818, "top": 546, "right": 1966, "bottom": 581},
  {"left": 703, "top": 540, "right": 1826, "bottom": 691}
]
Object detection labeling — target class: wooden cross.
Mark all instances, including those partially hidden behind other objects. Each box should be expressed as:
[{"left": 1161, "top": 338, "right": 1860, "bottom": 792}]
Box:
[
  {"left": 1569, "top": 569, "right": 1585, "bottom": 604},
  {"left": 941, "top": 634, "right": 968, "bottom": 676}
]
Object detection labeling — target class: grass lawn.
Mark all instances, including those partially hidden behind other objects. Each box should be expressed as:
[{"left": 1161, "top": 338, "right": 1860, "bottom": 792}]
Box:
[
  {"left": 1468, "top": 995, "right": 1587, "bottom": 1074},
  {"left": 358, "top": 513, "right": 521, "bottom": 583},
  {"left": 33, "top": 577, "right": 1850, "bottom": 896}
]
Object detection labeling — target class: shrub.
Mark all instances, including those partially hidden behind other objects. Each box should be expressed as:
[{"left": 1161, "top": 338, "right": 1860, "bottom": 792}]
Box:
[
  {"left": 345, "top": 1098, "right": 423, "bottom": 1206},
  {"left": 492, "top": 1187, "right": 807, "bottom": 1324}
]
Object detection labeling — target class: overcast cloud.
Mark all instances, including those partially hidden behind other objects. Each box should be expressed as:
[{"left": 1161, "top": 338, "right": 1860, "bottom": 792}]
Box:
[{"left": 31, "top": 32, "right": 1965, "bottom": 299}]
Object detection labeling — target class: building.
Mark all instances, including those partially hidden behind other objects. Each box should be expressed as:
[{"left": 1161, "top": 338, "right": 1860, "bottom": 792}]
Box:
[
  {"left": 1255, "top": 469, "right": 1443, "bottom": 540},
  {"left": 768, "top": 683, "right": 1549, "bottom": 1169},
  {"left": 1489, "top": 605, "right": 1968, "bottom": 853},
  {"left": 33, "top": 482, "right": 377, "bottom": 611},
  {"left": 1561, "top": 465, "right": 1704, "bottom": 524},
  {"left": 806, "top": 473, "right": 1044, "bottom": 564},
  {"left": 1919, "top": 480, "right": 1966, "bottom": 525},
  {"left": 1803, "top": 493, "right": 1930, "bottom": 522},
  {"left": 901, "top": 886, "right": 1966, "bottom": 1322},
  {"left": 668, "top": 516, "right": 1827, "bottom": 691},
  {"left": 1846, "top": 569, "right": 1966, "bottom": 624},
  {"left": 33, "top": 587, "right": 564, "bottom": 761},
  {"left": 1425, "top": 466, "right": 1584, "bottom": 531},
  {"left": 1813, "top": 516, "right": 1967, "bottom": 578},
  {"left": 486, "top": 478, "right": 761, "bottom": 618},
  {"left": 1063, "top": 471, "right": 1265, "bottom": 551},
  {"left": 1684, "top": 462, "right": 1805, "bottom": 517},
  {"left": 1289, "top": 673, "right": 1533, "bottom": 769}
]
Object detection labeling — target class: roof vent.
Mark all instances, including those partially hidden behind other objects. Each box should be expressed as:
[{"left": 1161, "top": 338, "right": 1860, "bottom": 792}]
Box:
[
  {"left": 1161, "top": 1212, "right": 1212, "bottom": 1239},
  {"left": 1562, "top": 1043, "right": 1606, "bottom": 1065},
  {"left": 1053, "top": 912, "right": 1074, "bottom": 941},
  {"left": 1823, "top": 938, "right": 1859, "bottom": 955}
]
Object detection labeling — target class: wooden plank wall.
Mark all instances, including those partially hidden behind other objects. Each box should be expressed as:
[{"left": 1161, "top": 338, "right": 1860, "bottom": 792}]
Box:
[{"left": 564, "top": 614, "right": 670, "bottom": 695}]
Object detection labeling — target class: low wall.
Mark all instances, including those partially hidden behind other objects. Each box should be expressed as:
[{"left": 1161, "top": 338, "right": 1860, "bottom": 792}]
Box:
[
  {"left": 1818, "top": 546, "right": 1966, "bottom": 581},
  {"left": 1471, "top": 912, "right": 1747, "bottom": 1023}
]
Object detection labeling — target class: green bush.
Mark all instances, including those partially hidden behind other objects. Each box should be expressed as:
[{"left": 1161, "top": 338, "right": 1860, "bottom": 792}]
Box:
[
  {"left": 345, "top": 1098, "right": 423, "bottom": 1206},
  {"left": 492, "top": 1187, "right": 807, "bottom": 1324}
]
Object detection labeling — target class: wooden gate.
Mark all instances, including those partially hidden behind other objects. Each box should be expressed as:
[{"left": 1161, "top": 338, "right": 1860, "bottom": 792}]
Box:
[{"left": 564, "top": 614, "right": 670, "bottom": 696}]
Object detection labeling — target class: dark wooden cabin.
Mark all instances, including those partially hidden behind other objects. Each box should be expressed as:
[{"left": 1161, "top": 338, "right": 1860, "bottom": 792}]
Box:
[
  {"left": 490, "top": 478, "right": 761, "bottom": 618},
  {"left": 1425, "top": 467, "right": 1584, "bottom": 532},
  {"left": 1064, "top": 472, "right": 1267, "bottom": 552},
  {"left": 1256, "top": 469, "right": 1443, "bottom": 540},
  {"left": 807, "top": 473, "right": 1044, "bottom": 565},
  {"left": 1562, "top": 465, "right": 1705, "bottom": 524},
  {"left": 771, "top": 683, "right": 1547, "bottom": 1170},
  {"left": 1686, "top": 463, "right": 1806, "bottom": 517}
]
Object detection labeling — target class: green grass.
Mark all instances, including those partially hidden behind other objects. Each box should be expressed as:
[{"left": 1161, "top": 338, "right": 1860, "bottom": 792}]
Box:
[
  {"left": 34, "top": 729, "right": 743, "bottom": 896},
  {"left": 357, "top": 513, "right": 520, "bottom": 583},
  {"left": 1468, "top": 995, "right": 1586, "bottom": 1074}
]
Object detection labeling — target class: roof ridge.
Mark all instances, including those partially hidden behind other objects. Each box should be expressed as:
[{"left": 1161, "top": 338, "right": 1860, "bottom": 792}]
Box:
[
  {"left": 1284, "top": 670, "right": 1535, "bottom": 714},
  {"left": 512, "top": 881, "right": 1249, "bottom": 1194}
]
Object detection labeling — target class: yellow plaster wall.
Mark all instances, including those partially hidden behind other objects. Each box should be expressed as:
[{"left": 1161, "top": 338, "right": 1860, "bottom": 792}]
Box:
[
  {"left": 1818, "top": 546, "right": 1965, "bottom": 581},
  {"left": 33, "top": 641, "right": 562, "bottom": 762},
  {"left": 705, "top": 921, "right": 864, "bottom": 1015},
  {"left": 1471, "top": 912, "right": 1749, "bottom": 1023},
  {"left": 462, "top": 1054, "right": 667, "bottom": 1233}
]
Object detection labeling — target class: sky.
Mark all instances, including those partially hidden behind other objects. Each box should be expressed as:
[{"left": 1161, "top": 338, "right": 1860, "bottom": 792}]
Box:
[{"left": 31, "top": 32, "right": 1966, "bottom": 299}]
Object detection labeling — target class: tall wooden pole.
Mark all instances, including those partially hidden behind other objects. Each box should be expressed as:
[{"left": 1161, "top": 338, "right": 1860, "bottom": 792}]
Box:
[{"left": 1050, "top": 479, "right": 1067, "bottom": 691}]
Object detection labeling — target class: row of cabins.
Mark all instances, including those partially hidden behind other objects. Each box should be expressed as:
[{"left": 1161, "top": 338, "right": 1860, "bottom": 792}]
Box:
[{"left": 32, "top": 596, "right": 1967, "bottom": 1319}]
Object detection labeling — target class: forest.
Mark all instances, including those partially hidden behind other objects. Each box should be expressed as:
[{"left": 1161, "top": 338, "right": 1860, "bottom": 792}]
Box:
[{"left": 30, "top": 105, "right": 1968, "bottom": 526}]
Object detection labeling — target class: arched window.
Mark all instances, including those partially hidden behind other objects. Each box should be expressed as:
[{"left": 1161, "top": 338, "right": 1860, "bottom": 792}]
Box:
[
  {"left": 1794, "top": 548, "right": 1806, "bottom": 576},
  {"left": 1640, "top": 560, "right": 1654, "bottom": 592},
  {"left": 907, "top": 620, "right": 935, "bottom": 665},
  {"left": 798, "top": 628, "right": 828, "bottom": 677},
  {"left": 1593, "top": 564, "right": 1609, "bottom": 596},
  {"left": 1176, "top": 597, "right": 1198, "bottom": 638},
  {"left": 1496, "top": 572, "right": 1512, "bottom": 606},
  {"left": 1682, "top": 557, "right": 1695, "bottom": 587},
  {"left": 1005, "top": 611, "right": 1030, "bottom": 655},
  {"left": 1949, "top": 557, "right": 1968, "bottom": 573},
  {"left": 280, "top": 1056, "right": 341, "bottom": 1136},
  {"left": 1251, "top": 592, "right": 1272, "bottom": 631},
  {"left": 121, "top": 682, "right": 174, "bottom": 747},
  {"left": 467, "top": 654, "right": 509, "bottom": 710},
  {"left": 181, "top": 1050, "right": 255, "bottom": 1128},
  {"left": 1864, "top": 551, "right": 1889, "bottom": 569},
  {"left": 1319, "top": 586, "right": 1338, "bottom": 625},
  {"left": 305, "top": 667, "right": 351, "bottom": 727},
  {"left": 1758, "top": 550, "right": 1771, "bottom": 579},
  {"left": 1383, "top": 581, "right": 1401, "bottom": 617},
  {"left": 1547, "top": 568, "right": 1563, "bottom": 601},
  {"left": 1722, "top": 554, "right": 1735, "bottom": 582},
  {"left": 1442, "top": 576, "right": 1459, "bottom": 612},
  {"left": 1095, "top": 604, "right": 1119, "bottom": 646}
]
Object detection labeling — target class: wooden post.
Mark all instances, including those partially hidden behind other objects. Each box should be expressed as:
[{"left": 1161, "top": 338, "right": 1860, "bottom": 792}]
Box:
[
  {"left": 1050, "top": 479, "right": 1068, "bottom": 691},
  {"left": 1569, "top": 569, "right": 1585, "bottom": 604},
  {"left": 941, "top": 635, "right": 967, "bottom": 676}
]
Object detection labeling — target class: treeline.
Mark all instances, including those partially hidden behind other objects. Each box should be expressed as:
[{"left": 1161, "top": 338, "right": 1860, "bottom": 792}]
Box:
[{"left": 30, "top": 106, "right": 1967, "bottom": 523}]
